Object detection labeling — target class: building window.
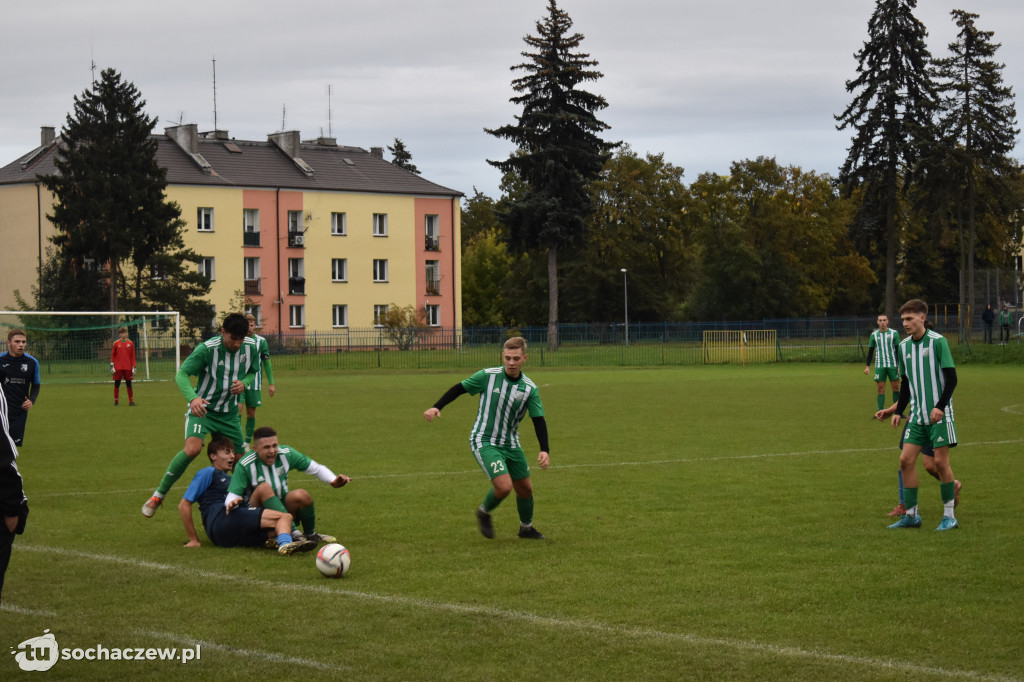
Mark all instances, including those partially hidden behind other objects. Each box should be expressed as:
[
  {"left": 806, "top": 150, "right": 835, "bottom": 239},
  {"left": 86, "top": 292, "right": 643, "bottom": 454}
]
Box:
[
  {"left": 373, "top": 213, "right": 388, "bottom": 237},
  {"left": 288, "top": 258, "right": 305, "bottom": 295},
  {"left": 425, "top": 260, "right": 440, "bottom": 295},
  {"left": 373, "top": 304, "right": 389, "bottom": 326},
  {"left": 332, "top": 304, "right": 348, "bottom": 328},
  {"left": 331, "top": 212, "right": 347, "bottom": 236},
  {"left": 425, "top": 214, "right": 440, "bottom": 251},
  {"left": 151, "top": 263, "right": 168, "bottom": 281},
  {"left": 197, "top": 208, "right": 214, "bottom": 232},
  {"left": 243, "top": 209, "right": 260, "bottom": 246},
  {"left": 425, "top": 304, "right": 440, "bottom": 326},
  {"left": 244, "top": 257, "right": 261, "bottom": 295},
  {"left": 332, "top": 258, "right": 348, "bottom": 282},
  {"left": 287, "top": 211, "right": 305, "bottom": 247},
  {"left": 198, "top": 257, "right": 215, "bottom": 281},
  {"left": 246, "top": 304, "right": 262, "bottom": 327},
  {"left": 373, "top": 259, "right": 388, "bottom": 282},
  {"left": 289, "top": 305, "right": 305, "bottom": 328}
]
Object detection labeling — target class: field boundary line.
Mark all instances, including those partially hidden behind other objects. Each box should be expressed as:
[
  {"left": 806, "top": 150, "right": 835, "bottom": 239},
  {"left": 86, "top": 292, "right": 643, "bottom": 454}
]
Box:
[
  {"left": 15, "top": 544, "right": 1023, "bottom": 682},
  {"left": 133, "top": 628, "right": 347, "bottom": 672}
]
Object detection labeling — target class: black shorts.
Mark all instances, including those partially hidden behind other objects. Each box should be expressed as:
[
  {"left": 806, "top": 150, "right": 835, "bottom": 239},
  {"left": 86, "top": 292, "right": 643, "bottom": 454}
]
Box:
[
  {"left": 203, "top": 506, "right": 267, "bottom": 548},
  {"left": 5, "top": 410, "right": 27, "bottom": 447}
]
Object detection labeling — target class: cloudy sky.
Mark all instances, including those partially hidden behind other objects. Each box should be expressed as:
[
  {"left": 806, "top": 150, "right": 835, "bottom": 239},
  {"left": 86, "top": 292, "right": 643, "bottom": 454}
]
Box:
[{"left": 4, "top": 0, "right": 1023, "bottom": 198}]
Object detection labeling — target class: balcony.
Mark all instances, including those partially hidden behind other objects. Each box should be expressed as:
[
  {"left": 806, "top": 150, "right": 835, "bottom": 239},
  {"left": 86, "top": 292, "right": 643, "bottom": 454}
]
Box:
[
  {"left": 288, "top": 231, "right": 305, "bottom": 248},
  {"left": 425, "top": 277, "right": 441, "bottom": 296},
  {"left": 425, "top": 235, "right": 440, "bottom": 252},
  {"left": 243, "top": 231, "right": 261, "bottom": 247},
  {"left": 288, "top": 276, "right": 305, "bottom": 296},
  {"left": 244, "top": 279, "right": 261, "bottom": 295}
]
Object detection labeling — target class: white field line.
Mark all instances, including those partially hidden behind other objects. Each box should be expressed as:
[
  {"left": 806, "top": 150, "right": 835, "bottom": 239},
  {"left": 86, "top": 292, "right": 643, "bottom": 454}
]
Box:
[
  {"left": 133, "top": 628, "right": 347, "bottom": 672},
  {"left": 30, "top": 438, "right": 1024, "bottom": 497},
  {"left": 12, "top": 544, "right": 1023, "bottom": 682},
  {"left": 0, "top": 603, "right": 57, "bottom": 617}
]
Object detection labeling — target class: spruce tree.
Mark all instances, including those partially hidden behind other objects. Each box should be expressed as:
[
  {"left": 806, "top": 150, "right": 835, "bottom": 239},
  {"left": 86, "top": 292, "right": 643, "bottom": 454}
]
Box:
[
  {"left": 387, "top": 138, "right": 420, "bottom": 174},
  {"left": 40, "top": 68, "right": 208, "bottom": 319},
  {"left": 486, "top": 0, "right": 615, "bottom": 349},
  {"left": 836, "top": 0, "right": 937, "bottom": 317},
  {"left": 931, "top": 10, "right": 1019, "bottom": 316}
]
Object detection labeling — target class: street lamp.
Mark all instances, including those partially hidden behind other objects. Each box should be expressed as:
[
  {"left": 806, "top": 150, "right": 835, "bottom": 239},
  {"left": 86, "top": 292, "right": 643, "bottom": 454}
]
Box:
[{"left": 620, "top": 268, "right": 628, "bottom": 346}]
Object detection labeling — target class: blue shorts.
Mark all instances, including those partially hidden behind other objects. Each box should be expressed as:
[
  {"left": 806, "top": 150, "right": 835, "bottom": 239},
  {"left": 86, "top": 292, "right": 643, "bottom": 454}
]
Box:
[{"left": 203, "top": 507, "right": 267, "bottom": 548}]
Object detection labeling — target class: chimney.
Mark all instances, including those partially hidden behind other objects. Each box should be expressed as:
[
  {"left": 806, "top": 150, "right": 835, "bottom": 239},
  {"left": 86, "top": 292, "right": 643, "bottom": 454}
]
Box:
[
  {"left": 370, "top": 146, "right": 384, "bottom": 158},
  {"left": 317, "top": 136, "right": 337, "bottom": 147},
  {"left": 268, "top": 131, "right": 301, "bottom": 159},
  {"left": 41, "top": 126, "right": 56, "bottom": 147},
  {"left": 165, "top": 124, "right": 199, "bottom": 154}
]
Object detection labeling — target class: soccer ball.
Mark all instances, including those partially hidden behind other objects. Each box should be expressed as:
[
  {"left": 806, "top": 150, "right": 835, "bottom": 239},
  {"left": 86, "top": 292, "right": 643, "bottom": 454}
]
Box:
[{"left": 315, "top": 543, "right": 351, "bottom": 578}]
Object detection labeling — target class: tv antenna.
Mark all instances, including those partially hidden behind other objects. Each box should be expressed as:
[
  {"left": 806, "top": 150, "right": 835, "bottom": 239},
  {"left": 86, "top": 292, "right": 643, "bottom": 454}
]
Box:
[
  {"left": 281, "top": 104, "right": 287, "bottom": 131},
  {"left": 212, "top": 57, "right": 218, "bottom": 131},
  {"left": 327, "top": 84, "right": 333, "bottom": 137}
]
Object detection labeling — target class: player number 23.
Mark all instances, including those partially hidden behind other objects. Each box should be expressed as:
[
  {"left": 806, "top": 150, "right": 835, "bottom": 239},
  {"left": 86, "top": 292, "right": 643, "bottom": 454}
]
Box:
[{"left": 490, "top": 461, "right": 506, "bottom": 475}]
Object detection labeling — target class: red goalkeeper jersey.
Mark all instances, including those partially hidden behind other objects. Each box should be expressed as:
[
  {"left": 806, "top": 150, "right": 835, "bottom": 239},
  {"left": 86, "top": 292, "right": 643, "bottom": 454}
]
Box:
[{"left": 111, "top": 338, "right": 136, "bottom": 371}]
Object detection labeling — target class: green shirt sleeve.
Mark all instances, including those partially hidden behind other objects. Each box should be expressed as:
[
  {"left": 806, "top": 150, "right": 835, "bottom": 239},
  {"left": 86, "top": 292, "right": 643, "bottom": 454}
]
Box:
[
  {"left": 227, "top": 463, "right": 250, "bottom": 496},
  {"left": 175, "top": 344, "right": 210, "bottom": 402},
  {"left": 260, "top": 337, "right": 274, "bottom": 384},
  {"left": 284, "top": 447, "right": 313, "bottom": 472},
  {"left": 937, "top": 337, "right": 955, "bottom": 369},
  {"left": 527, "top": 389, "right": 544, "bottom": 418},
  {"left": 461, "top": 370, "right": 488, "bottom": 395}
]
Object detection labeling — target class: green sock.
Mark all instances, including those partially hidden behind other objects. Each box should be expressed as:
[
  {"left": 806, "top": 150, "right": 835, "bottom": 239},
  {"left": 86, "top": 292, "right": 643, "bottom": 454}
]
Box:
[
  {"left": 245, "top": 417, "right": 255, "bottom": 441},
  {"left": 482, "top": 488, "right": 502, "bottom": 513},
  {"left": 156, "top": 450, "right": 196, "bottom": 496},
  {"left": 876, "top": 394, "right": 885, "bottom": 410},
  {"left": 516, "top": 496, "right": 534, "bottom": 526},
  {"left": 904, "top": 487, "right": 919, "bottom": 513},
  {"left": 263, "top": 495, "right": 288, "bottom": 513},
  {"left": 939, "top": 481, "right": 955, "bottom": 504},
  {"left": 892, "top": 391, "right": 899, "bottom": 405},
  {"left": 297, "top": 503, "right": 316, "bottom": 534}
]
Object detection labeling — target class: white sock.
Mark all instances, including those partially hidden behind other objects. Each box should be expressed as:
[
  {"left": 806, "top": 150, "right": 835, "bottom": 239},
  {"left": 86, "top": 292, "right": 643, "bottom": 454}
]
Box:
[
  {"left": 943, "top": 500, "right": 955, "bottom": 519},
  {"left": 907, "top": 505, "right": 918, "bottom": 517}
]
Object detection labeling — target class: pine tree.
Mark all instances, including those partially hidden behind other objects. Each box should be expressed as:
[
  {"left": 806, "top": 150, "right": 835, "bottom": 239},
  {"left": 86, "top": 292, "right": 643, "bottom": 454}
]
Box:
[
  {"left": 387, "top": 138, "right": 420, "bottom": 174},
  {"left": 931, "top": 10, "right": 1019, "bottom": 317},
  {"left": 40, "top": 68, "right": 209, "bottom": 319},
  {"left": 836, "top": 0, "right": 937, "bottom": 317},
  {"left": 486, "top": 0, "right": 615, "bottom": 349}
]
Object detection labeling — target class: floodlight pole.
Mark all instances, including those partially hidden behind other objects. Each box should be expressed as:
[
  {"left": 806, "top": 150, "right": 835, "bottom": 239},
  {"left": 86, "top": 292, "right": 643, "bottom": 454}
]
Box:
[{"left": 621, "top": 268, "right": 629, "bottom": 346}]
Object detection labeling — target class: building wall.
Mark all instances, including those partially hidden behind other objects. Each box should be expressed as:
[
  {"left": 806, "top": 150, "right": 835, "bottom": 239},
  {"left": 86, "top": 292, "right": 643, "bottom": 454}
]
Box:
[{"left": 0, "top": 183, "right": 57, "bottom": 310}]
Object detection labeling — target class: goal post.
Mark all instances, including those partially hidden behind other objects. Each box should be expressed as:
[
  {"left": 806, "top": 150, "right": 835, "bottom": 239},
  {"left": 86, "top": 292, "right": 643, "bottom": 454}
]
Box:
[
  {"left": 702, "top": 330, "right": 778, "bottom": 365},
  {"left": 0, "top": 311, "right": 180, "bottom": 384}
]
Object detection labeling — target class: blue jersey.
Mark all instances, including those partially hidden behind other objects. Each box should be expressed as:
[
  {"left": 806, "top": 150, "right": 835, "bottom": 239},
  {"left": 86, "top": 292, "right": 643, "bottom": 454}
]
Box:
[
  {"left": 183, "top": 466, "right": 232, "bottom": 535},
  {"left": 0, "top": 352, "right": 41, "bottom": 411}
]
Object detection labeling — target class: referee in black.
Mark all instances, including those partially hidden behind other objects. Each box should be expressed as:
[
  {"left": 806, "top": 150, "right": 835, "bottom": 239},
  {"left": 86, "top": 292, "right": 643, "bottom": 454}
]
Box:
[{"left": 0, "top": 365, "right": 29, "bottom": 606}]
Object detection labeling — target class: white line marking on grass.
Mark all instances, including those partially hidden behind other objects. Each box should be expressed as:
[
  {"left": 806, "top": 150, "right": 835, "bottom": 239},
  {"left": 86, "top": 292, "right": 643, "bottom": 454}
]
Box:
[
  {"left": 16, "top": 544, "right": 1022, "bottom": 682},
  {"left": 1001, "top": 404, "right": 1024, "bottom": 415},
  {"left": 0, "top": 603, "right": 57, "bottom": 617},
  {"left": 134, "top": 628, "right": 347, "bottom": 672}
]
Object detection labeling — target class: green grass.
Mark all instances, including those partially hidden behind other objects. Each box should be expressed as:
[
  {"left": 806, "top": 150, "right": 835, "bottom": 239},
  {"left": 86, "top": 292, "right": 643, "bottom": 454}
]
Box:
[{"left": 3, "top": 364, "right": 1023, "bottom": 681}]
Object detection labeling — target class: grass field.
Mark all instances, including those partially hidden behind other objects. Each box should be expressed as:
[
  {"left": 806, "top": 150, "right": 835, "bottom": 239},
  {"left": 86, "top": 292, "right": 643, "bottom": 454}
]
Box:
[{"left": 2, "top": 363, "right": 1022, "bottom": 681}]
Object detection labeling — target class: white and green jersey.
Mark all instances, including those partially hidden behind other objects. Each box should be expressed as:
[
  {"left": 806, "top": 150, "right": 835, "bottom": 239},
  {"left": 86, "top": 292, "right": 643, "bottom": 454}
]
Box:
[
  {"left": 869, "top": 328, "right": 900, "bottom": 368},
  {"left": 462, "top": 368, "right": 544, "bottom": 449},
  {"left": 252, "top": 334, "right": 274, "bottom": 390},
  {"left": 229, "top": 445, "right": 313, "bottom": 499},
  {"left": 897, "top": 330, "right": 955, "bottom": 426},
  {"left": 175, "top": 336, "right": 257, "bottom": 414}
]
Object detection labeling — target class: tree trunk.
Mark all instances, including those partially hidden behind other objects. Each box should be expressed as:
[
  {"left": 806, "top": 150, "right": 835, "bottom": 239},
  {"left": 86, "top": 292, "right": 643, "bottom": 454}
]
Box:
[
  {"left": 547, "top": 247, "right": 559, "bottom": 351},
  {"left": 109, "top": 258, "right": 119, "bottom": 312},
  {"left": 884, "top": 195, "right": 897, "bottom": 320},
  {"left": 967, "top": 168, "right": 977, "bottom": 334}
]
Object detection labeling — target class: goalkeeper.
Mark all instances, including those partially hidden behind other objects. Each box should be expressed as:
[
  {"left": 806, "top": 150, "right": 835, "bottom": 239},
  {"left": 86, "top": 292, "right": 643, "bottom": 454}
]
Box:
[{"left": 110, "top": 326, "right": 137, "bottom": 406}]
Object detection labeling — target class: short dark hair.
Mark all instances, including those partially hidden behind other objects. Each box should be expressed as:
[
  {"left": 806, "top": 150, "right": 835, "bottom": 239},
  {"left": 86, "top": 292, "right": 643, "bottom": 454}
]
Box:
[
  {"left": 899, "top": 299, "right": 928, "bottom": 316},
  {"left": 207, "top": 437, "right": 234, "bottom": 461},
  {"left": 252, "top": 426, "right": 277, "bottom": 442},
  {"left": 7, "top": 328, "right": 26, "bottom": 342},
  {"left": 222, "top": 313, "right": 249, "bottom": 338}
]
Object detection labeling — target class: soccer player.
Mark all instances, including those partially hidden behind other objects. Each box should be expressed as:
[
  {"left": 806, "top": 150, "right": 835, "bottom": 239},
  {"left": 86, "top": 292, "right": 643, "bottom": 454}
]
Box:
[
  {"left": 110, "top": 326, "right": 137, "bottom": 406},
  {"left": 239, "top": 314, "right": 275, "bottom": 448},
  {"left": 0, "top": 329, "right": 41, "bottom": 447},
  {"left": 864, "top": 314, "right": 900, "bottom": 413},
  {"left": 142, "top": 313, "right": 257, "bottom": 518},
  {"left": 422, "top": 336, "right": 550, "bottom": 540},
  {"left": 998, "top": 304, "right": 1012, "bottom": 344},
  {"left": 0, "top": 365, "right": 29, "bottom": 606},
  {"left": 227, "top": 426, "right": 349, "bottom": 545},
  {"left": 876, "top": 299, "right": 960, "bottom": 531},
  {"left": 178, "top": 438, "right": 313, "bottom": 554}
]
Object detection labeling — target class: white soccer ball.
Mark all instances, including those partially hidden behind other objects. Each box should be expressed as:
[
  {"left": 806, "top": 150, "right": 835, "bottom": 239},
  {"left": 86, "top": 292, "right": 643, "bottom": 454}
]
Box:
[{"left": 315, "top": 543, "right": 351, "bottom": 578}]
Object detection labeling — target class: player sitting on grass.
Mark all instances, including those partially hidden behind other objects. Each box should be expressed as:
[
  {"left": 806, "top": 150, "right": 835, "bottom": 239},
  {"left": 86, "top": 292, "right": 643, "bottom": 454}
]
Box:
[
  {"left": 178, "top": 438, "right": 315, "bottom": 555},
  {"left": 226, "top": 427, "right": 350, "bottom": 546}
]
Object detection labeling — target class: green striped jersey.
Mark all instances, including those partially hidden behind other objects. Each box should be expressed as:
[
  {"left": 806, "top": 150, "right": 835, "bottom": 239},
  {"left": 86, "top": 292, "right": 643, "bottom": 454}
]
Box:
[
  {"left": 462, "top": 368, "right": 544, "bottom": 449},
  {"left": 252, "top": 334, "right": 273, "bottom": 389},
  {"left": 868, "top": 328, "right": 900, "bottom": 368},
  {"left": 229, "top": 446, "right": 312, "bottom": 499},
  {"left": 897, "top": 330, "right": 955, "bottom": 426},
  {"left": 176, "top": 336, "right": 257, "bottom": 413}
]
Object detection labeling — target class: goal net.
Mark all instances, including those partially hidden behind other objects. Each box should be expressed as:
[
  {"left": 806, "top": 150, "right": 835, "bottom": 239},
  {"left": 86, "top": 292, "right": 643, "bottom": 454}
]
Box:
[
  {"left": 702, "top": 330, "right": 778, "bottom": 365},
  {"left": 0, "top": 311, "right": 180, "bottom": 384}
]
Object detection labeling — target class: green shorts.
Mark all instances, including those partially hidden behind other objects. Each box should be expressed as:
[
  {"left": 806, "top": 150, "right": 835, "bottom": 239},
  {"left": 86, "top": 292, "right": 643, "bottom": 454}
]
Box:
[
  {"left": 184, "top": 409, "right": 245, "bottom": 453},
  {"left": 472, "top": 444, "right": 530, "bottom": 481},
  {"left": 240, "top": 387, "right": 262, "bottom": 408},
  {"left": 902, "top": 420, "right": 957, "bottom": 452},
  {"left": 873, "top": 367, "right": 899, "bottom": 382}
]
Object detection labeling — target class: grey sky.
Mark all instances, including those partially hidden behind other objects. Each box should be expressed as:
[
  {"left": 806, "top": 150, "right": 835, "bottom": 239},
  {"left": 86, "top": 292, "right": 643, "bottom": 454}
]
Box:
[{"left": 3, "top": 0, "right": 1023, "bottom": 198}]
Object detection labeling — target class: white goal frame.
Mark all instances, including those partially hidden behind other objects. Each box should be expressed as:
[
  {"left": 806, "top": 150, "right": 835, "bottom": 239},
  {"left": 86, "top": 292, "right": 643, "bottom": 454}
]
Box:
[{"left": 1, "top": 310, "right": 181, "bottom": 379}]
